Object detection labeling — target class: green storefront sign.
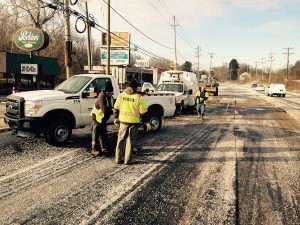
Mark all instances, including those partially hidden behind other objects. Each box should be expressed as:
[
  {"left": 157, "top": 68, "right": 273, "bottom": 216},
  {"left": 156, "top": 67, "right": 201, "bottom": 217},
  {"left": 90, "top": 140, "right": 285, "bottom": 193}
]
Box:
[{"left": 14, "top": 27, "right": 49, "bottom": 51}]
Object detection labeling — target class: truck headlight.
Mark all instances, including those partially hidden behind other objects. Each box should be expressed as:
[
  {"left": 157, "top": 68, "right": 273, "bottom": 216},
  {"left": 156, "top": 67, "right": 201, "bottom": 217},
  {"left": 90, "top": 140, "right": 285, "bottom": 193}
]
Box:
[{"left": 25, "top": 101, "right": 42, "bottom": 117}]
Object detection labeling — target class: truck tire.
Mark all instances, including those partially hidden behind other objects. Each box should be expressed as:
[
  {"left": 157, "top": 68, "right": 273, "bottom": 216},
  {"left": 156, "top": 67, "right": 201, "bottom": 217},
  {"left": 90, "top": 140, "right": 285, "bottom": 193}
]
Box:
[
  {"left": 144, "top": 112, "right": 162, "bottom": 133},
  {"left": 175, "top": 102, "right": 184, "bottom": 115},
  {"left": 214, "top": 87, "right": 219, "bottom": 96},
  {"left": 45, "top": 118, "right": 72, "bottom": 146}
]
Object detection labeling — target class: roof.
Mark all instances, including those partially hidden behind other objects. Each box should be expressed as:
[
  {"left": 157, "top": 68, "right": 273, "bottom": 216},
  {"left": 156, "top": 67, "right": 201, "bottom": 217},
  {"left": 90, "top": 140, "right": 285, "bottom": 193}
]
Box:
[{"left": 6, "top": 52, "right": 61, "bottom": 76}]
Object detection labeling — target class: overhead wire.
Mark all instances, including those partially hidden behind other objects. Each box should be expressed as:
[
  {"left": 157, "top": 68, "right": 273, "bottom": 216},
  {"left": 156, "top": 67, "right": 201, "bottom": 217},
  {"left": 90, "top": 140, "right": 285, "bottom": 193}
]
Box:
[
  {"left": 146, "top": 0, "right": 171, "bottom": 26},
  {"left": 102, "top": 0, "right": 173, "bottom": 50},
  {"left": 40, "top": 0, "right": 171, "bottom": 63},
  {"left": 156, "top": 0, "right": 196, "bottom": 62}
]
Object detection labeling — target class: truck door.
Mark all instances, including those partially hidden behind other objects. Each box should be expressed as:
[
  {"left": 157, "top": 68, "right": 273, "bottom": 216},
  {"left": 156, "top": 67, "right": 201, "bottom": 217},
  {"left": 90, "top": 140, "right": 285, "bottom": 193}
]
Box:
[
  {"left": 80, "top": 78, "right": 115, "bottom": 125},
  {"left": 182, "top": 85, "right": 189, "bottom": 106}
]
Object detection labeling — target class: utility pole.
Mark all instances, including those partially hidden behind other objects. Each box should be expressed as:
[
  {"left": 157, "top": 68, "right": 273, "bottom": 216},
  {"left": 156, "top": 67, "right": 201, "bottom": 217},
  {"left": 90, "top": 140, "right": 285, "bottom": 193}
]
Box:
[
  {"left": 283, "top": 47, "right": 294, "bottom": 82},
  {"left": 260, "top": 58, "right": 265, "bottom": 82},
  {"left": 254, "top": 62, "right": 259, "bottom": 80},
  {"left": 268, "top": 53, "right": 275, "bottom": 83},
  {"left": 171, "top": 16, "right": 178, "bottom": 70},
  {"left": 106, "top": 0, "right": 111, "bottom": 74},
  {"left": 195, "top": 46, "right": 201, "bottom": 79},
  {"left": 85, "top": 1, "right": 92, "bottom": 72},
  {"left": 208, "top": 52, "right": 214, "bottom": 72},
  {"left": 64, "top": 0, "right": 73, "bottom": 79}
]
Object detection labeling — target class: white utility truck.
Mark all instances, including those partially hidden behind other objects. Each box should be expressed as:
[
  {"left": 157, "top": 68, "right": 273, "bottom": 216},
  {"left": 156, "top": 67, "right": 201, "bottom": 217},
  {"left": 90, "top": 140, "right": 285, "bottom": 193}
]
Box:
[
  {"left": 4, "top": 74, "right": 176, "bottom": 146},
  {"left": 267, "top": 83, "right": 286, "bottom": 97},
  {"left": 157, "top": 70, "right": 198, "bottom": 114}
]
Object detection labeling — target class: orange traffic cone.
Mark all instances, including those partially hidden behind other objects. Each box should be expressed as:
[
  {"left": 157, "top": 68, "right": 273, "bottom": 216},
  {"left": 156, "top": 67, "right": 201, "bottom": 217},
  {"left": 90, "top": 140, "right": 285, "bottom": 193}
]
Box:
[{"left": 12, "top": 87, "right": 16, "bottom": 94}]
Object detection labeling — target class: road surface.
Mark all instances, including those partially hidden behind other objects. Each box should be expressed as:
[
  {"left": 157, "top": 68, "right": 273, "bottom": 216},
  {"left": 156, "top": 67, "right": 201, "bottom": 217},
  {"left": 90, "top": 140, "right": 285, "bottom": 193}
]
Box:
[{"left": 0, "top": 84, "right": 299, "bottom": 225}]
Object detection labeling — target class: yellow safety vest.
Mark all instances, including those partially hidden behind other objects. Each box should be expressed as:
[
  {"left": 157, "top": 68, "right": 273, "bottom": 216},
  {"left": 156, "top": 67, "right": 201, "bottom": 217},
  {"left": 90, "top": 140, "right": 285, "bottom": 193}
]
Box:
[
  {"left": 114, "top": 92, "right": 148, "bottom": 124},
  {"left": 91, "top": 96, "right": 114, "bottom": 123},
  {"left": 195, "top": 90, "right": 209, "bottom": 104}
]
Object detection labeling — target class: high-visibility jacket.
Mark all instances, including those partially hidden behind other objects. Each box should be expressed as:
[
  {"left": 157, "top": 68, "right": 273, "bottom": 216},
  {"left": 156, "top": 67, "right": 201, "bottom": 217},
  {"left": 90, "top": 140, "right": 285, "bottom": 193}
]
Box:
[
  {"left": 114, "top": 92, "right": 148, "bottom": 124},
  {"left": 195, "top": 90, "right": 209, "bottom": 104},
  {"left": 91, "top": 96, "right": 114, "bottom": 123}
]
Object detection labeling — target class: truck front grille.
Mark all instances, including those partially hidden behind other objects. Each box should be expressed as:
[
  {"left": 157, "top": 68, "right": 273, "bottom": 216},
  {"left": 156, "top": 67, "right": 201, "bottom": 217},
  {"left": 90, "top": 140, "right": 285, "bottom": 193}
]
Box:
[{"left": 6, "top": 97, "right": 25, "bottom": 118}]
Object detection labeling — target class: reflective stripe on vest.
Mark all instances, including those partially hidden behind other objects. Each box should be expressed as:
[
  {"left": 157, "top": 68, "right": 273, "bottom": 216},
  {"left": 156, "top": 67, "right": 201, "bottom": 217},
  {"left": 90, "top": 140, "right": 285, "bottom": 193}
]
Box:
[
  {"left": 91, "top": 96, "right": 114, "bottom": 123},
  {"left": 118, "top": 93, "right": 142, "bottom": 123}
]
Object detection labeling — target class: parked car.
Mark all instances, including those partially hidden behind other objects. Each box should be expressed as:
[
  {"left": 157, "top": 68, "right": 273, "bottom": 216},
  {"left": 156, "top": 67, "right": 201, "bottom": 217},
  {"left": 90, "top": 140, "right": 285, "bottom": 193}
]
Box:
[
  {"left": 251, "top": 83, "right": 258, "bottom": 89},
  {"left": 267, "top": 83, "right": 286, "bottom": 97},
  {"left": 256, "top": 84, "right": 265, "bottom": 91}
]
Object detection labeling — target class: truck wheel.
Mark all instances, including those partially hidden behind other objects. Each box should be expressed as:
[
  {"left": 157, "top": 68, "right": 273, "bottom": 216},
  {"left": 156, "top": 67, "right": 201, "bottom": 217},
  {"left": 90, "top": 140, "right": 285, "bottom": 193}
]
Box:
[
  {"left": 282, "top": 94, "right": 285, "bottom": 98},
  {"left": 214, "top": 87, "right": 219, "bottom": 96},
  {"left": 175, "top": 103, "right": 183, "bottom": 115},
  {"left": 45, "top": 118, "right": 72, "bottom": 146},
  {"left": 144, "top": 112, "right": 162, "bottom": 133}
]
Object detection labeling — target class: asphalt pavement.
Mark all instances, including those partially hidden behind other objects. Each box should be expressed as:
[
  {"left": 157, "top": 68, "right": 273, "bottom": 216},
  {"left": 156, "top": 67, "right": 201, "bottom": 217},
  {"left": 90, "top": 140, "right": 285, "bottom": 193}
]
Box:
[{"left": 0, "top": 101, "right": 8, "bottom": 131}]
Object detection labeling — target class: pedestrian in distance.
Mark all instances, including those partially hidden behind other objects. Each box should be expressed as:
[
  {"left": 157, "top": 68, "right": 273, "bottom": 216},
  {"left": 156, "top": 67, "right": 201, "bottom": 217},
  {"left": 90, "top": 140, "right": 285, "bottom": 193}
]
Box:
[
  {"left": 195, "top": 86, "right": 209, "bottom": 120},
  {"left": 90, "top": 82, "right": 115, "bottom": 156},
  {"left": 113, "top": 79, "right": 152, "bottom": 165}
]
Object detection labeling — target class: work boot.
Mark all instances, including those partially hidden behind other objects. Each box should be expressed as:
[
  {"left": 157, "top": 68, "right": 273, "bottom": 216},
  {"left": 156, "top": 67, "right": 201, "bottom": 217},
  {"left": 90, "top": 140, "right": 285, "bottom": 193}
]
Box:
[
  {"left": 124, "top": 158, "right": 137, "bottom": 165},
  {"left": 91, "top": 149, "right": 100, "bottom": 156}
]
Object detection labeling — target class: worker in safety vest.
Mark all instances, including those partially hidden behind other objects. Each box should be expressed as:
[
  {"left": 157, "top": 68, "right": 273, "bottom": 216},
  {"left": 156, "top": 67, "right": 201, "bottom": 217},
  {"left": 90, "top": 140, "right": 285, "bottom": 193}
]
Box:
[
  {"left": 195, "top": 86, "right": 209, "bottom": 120},
  {"left": 90, "top": 82, "right": 114, "bottom": 156},
  {"left": 113, "top": 79, "right": 151, "bottom": 165}
]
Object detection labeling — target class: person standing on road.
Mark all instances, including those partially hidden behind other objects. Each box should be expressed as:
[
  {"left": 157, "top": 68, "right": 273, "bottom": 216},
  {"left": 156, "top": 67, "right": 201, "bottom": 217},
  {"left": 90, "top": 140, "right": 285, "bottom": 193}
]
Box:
[
  {"left": 90, "top": 82, "right": 114, "bottom": 156},
  {"left": 113, "top": 80, "right": 151, "bottom": 165},
  {"left": 195, "top": 86, "right": 209, "bottom": 120}
]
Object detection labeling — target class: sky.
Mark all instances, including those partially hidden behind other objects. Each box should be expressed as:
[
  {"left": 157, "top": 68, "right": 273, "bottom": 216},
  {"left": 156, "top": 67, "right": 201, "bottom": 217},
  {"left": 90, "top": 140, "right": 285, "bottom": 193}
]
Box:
[{"left": 72, "top": 0, "right": 300, "bottom": 71}]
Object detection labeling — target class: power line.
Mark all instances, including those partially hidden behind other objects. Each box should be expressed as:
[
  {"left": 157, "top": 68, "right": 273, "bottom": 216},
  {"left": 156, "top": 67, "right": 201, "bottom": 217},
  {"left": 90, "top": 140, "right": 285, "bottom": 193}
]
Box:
[
  {"left": 103, "top": 0, "right": 173, "bottom": 49},
  {"left": 146, "top": 0, "right": 171, "bottom": 25},
  {"left": 42, "top": 0, "right": 172, "bottom": 63},
  {"left": 158, "top": 0, "right": 174, "bottom": 17},
  {"left": 177, "top": 26, "right": 195, "bottom": 49}
]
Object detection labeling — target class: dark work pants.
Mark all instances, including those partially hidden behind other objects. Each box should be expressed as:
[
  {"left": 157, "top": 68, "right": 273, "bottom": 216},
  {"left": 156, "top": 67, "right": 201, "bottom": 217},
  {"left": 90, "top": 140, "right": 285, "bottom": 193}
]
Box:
[{"left": 91, "top": 120, "right": 108, "bottom": 150}]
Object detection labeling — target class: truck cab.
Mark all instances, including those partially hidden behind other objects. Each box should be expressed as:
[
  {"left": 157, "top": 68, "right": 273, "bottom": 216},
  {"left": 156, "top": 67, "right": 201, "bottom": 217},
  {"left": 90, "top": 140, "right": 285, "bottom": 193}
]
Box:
[{"left": 157, "top": 70, "right": 198, "bottom": 115}]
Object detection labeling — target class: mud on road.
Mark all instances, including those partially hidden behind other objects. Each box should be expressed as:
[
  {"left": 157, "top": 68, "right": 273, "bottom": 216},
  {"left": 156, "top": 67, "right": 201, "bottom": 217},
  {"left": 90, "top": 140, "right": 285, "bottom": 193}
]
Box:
[{"left": 0, "top": 85, "right": 299, "bottom": 225}]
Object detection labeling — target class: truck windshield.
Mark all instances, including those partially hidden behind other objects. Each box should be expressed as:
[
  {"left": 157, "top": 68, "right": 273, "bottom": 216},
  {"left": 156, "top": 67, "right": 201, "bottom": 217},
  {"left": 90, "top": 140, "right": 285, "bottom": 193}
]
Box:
[
  {"left": 54, "top": 76, "right": 92, "bottom": 94},
  {"left": 157, "top": 84, "right": 183, "bottom": 92}
]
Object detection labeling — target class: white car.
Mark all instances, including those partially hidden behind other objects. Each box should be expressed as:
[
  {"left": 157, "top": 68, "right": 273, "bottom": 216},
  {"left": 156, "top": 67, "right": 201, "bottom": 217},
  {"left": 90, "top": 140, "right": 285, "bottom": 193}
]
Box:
[
  {"left": 267, "top": 83, "right": 286, "bottom": 97},
  {"left": 256, "top": 84, "right": 265, "bottom": 91}
]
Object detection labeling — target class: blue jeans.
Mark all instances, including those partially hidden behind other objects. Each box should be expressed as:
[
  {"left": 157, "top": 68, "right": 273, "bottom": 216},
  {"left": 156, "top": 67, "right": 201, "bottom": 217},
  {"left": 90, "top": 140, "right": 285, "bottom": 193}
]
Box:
[{"left": 196, "top": 103, "right": 206, "bottom": 117}]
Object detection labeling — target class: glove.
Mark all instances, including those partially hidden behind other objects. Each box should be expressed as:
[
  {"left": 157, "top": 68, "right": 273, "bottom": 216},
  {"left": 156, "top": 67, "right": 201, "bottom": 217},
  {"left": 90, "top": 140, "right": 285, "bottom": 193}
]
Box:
[
  {"left": 145, "top": 122, "right": 152, "bottom": 131},
  {"left": 114, "top": 118, "right": 120, "bottom": 127}
]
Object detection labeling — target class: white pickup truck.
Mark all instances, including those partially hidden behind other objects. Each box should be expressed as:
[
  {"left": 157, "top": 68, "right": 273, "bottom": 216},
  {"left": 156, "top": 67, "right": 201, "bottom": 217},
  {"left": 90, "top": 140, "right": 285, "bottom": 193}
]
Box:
[{"left": 4, "top": 74, "right": 175, "bottom": 146}]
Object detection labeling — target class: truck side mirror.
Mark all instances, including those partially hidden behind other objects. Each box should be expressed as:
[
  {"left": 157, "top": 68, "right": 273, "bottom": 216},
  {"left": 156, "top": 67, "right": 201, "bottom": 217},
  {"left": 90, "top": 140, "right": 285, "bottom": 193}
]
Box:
[
  {"left": 189, "top": 89, "right": 193, "bottom": 94},
  {"left": 82, "top": 90, "right": 88, "bottom": 98}
]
